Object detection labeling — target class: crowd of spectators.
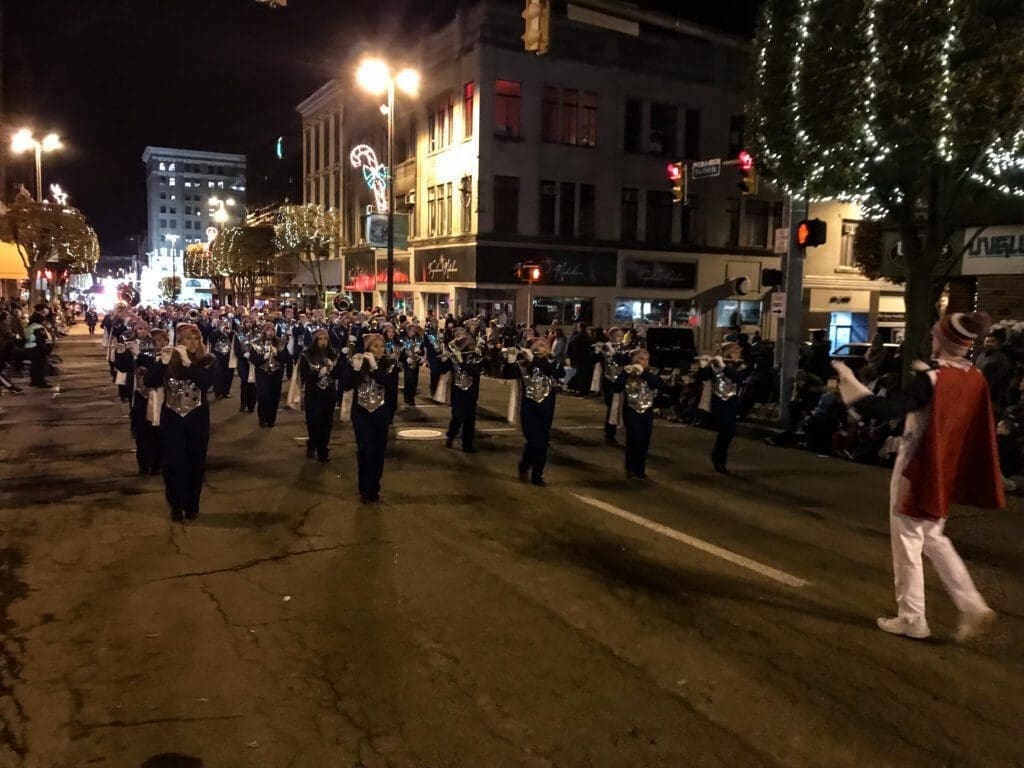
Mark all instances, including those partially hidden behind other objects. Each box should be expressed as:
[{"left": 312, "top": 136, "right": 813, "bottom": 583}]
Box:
[{"left": 0, "top": 297, "right": 80, "bottom": 395}]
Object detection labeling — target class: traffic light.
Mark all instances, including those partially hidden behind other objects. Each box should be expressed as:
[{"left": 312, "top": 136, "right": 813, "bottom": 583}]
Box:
[
  {"left": 761, "top": 268, "right": 783, "bottom": 287},
  {"left": 737, "top": 149, "right": 757, "bottom": 195},
  {"left": 522, "top": 0, "right": 550, "bottom": 55},
  {"left": 666, "top": 161, "right": 686, "bottom": 204},
  {"left": 795, "top": 218, "right": 827, "bottom": 248},
  {"left": 515, "top": 262, "right": 542, "bottom": 282}
]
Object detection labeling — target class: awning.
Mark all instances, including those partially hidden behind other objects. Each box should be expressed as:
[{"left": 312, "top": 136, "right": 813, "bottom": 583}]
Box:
[{"left": 0, "top": 242, "right": 27, "bottom": 280}]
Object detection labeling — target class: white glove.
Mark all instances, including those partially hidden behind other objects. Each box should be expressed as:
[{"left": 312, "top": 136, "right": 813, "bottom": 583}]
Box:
[
  {"left": 341, "top": 347, "right": 351, "bottom": 356},
  {"left": 364, "top": 352, "right": 378, "bottom": 371},
  {"left": 711, "top": 355, "right": 725, "bottom": 368},
  {"left": 351, "top": 353, "right": 364, "bottom": 370},
  {"left": 174, "top": 345, "right": 191, "bottom": 367},
  {"left": 115, "top": 342, "right": 126, "bottom": 353},
  {"left": 698, "top": 356, "right": 711, "bottom": 368},
  {"left": 160, "top": 346, "right": 174, "bottom": 365},
  {"left": 831, "top": 360, "right": 856, "bottom": 382},
  {"left": 625, "top": 364, "right": 644, "bottom": 375},
  {"left": 521, "top": 348, "right": 534, "bottom": 362},
  {"left": 243, "top": 352, "right": 250, "bottom": 360}
]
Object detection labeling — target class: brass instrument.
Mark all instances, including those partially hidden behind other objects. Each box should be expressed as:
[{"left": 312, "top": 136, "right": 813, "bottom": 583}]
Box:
[
  {"left": 187, "top": 308, "right": 200, "bottom": 321},
  {"left": 332, "top": 294, "right": 352, "bottom": 312}
]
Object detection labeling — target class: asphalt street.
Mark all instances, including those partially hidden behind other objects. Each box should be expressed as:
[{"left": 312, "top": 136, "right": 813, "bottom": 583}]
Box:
[{"left": 0, "top": 326, "right": 1022, "bottom": 768}]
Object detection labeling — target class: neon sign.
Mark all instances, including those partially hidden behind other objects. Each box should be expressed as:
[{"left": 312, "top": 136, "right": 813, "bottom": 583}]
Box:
[{"left": 349, "top": 144, "right": 388, "bottom": 213}]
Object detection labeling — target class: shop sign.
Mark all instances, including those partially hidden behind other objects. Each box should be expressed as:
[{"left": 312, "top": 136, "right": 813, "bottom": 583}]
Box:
[
  {"left": 476, "top": 245, "right": 616, "bottom": 286},
  {"left": 623, "top": 259, "right": 697, "bottom": 290},
  {"left": 364, "top": 213, "right": 408, "bottom": 250},
  {"left": 962, "top": 225, "right": 1024, "bottom": 275},
  {"left": 878, "top": 311, "right": 905, "bottom": 322},
  {"left": 415, "top": 245, "right": 477, "bottom": 283},
  {"left": 374, "top": 253, "right": 411, "bottom": 285}
]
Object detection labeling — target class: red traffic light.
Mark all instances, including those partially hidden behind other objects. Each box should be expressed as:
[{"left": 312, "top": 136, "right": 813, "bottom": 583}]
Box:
[
  {"left": 666, "top": 162, "right": 684, "bottom": 183},
  {"left": 738, "top": 150, "right": 754, "bottom": 172}
]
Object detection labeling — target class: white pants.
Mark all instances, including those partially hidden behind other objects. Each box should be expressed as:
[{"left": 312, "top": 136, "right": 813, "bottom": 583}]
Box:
[{"left": 889, "top": 510, "right": 988, "bottom": 620}]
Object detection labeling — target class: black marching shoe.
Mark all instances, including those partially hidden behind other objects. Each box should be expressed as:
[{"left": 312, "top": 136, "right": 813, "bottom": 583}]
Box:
[
  {"left": 184, "top": 509, "right": 199, "bottom": 521},
  {"left": 713, "top": 462, "right": 729, "bottom": 475},
  {"left": 306, "top": 445, "right": 316, "bottom": 459},
  {"left": 531, "top": 477, "right": 546, "bottom": 487},
  {"left": 463, "top": 446, "right": 478, "bottom": 454},
  {"left": 171, "top": 507, "right": 184, "bottom": 522}
]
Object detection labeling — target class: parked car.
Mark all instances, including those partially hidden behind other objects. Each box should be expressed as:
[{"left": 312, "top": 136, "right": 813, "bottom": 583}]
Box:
[
  {"left": 830, "top": 342, "right": 900, "bottom": 373},
  {"left": 644, "top": 326, "right": 697, "bottom": 374}
]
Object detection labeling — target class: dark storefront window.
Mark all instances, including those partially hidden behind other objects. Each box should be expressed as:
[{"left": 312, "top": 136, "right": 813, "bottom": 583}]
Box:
[{"left": 533, "top": 297, "right": 593, "bottom": 326}]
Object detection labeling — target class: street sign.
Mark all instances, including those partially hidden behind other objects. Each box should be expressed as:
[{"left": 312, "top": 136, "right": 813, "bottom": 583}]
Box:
[
  {"left": 770, "top": 292, "right": 786, "bottom": 318},
  {"left": 691, "top": 158, "right": 721, "bottom": 179},
  {"left": 774, "top": 227, "right": 789, "bottom": 254}
]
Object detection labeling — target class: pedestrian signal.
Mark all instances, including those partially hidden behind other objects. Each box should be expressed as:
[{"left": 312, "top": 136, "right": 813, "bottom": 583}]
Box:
[
  {"left": 795, "top": 219, "right": 827, "bottom": 248},
  {"left": 666, "top": 161, "right": 686, "bottom": 203},
  {"left": 737, "top": 150, "right": 757, "bottom": 195}
]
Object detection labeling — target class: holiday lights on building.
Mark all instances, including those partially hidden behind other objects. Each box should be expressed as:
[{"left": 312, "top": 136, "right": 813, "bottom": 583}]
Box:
[{"left": 349, "top": 144, "right": 389, "bottom": 213}]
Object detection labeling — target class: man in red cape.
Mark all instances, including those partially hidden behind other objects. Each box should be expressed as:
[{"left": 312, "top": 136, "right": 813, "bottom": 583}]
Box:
[{"left": 834, "top": 312, "right": 1005, "bottom": 641}]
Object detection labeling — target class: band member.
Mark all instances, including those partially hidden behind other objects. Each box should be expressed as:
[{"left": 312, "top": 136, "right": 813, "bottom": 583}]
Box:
[
  {"left": 694, "top": 341, "right": 750, "bottom": 474},
  {"left": 514, "top": 336, "right": 565, "bottom": 487},
  {"left": 291, "top": 310, "right": 312, "bottom": 372},
  {"left": 132, "top": 327, "right": 166, "bottom": 475},
  {"left": 833, "top": 312, "right": 1004, "bottom": 641},
  {"left": 85, "top": 306, "right": 98, "bottom": 335},
  {"left": 249, "top": 322, "right": 290, "bottom": 428},
  {"left": 613, "top": 348, "right": 665, "bottom": 480},
  {"left": 112, "top": 325, "right": 135, "bottom": 402},
  {"left": 234, "top": 318, "right": 257, "bottom": 413},
  {"left": 277, "top": 306, "right": 296, "bottom": 378},
  {"left": 341, "top": 333, "right": 392, "bottom": 503},
  {"left": 596, "top": 327, "right": 632, "bottom": 445},
  {"left": 423, "top": 321, "right": 444, "bottom": 396},
  {"left": 400, "top": 323, "right": 425, "bottom": 406},
  {"left": 297, "top": 329, "right": 343, "bottom": 462},
  {"left": 381, "top": 323, "right": 402, "bottom": 421},
  {"left": 442, "top": 330, "right": 482, "bottom": 453},
  {"left": 208, "top": 320, "right": 235, "bottom": 399},
  {"left": 144, "top": 323, "right": 215, "bottom": 521}
]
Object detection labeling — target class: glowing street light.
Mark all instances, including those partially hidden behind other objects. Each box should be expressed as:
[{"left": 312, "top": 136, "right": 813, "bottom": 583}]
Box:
[
  {"left": 11, "top": 129, "right": 63, "bottom": 202},
  {"left": 208, "top": 195, "right": 236, "bottom": 227},
  {"left": 165, "top": 233, "right": 180, "bottom": 303},
  {"left": 355, "top": 58, "right": 421, "bottom": 313}
]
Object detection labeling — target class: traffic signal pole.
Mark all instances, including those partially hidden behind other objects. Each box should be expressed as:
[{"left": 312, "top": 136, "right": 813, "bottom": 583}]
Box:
[{"left": 776, "top": 195, "right": 807, "bottom": 428}]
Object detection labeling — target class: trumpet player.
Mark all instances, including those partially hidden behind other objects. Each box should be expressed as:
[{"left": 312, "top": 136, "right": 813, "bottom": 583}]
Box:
[
  {"left": 208, "top": 320, "right": 235, "bottom": 400},
  {"left": 381, "top": 323, "right": 402, "bottom": 423},
  {"left": 234, "top": 317, "right": 258, "bottom": 413},
  {"left": 441, "top": 330, "right": 483, "bottom": 453},
  {"left": 340, "top": 333, "right": 392, "bottom": 503},
  {"left": 297, "top": 329, "right": 344, "bottom": 462},
  {"left": 249, "top": 322, "right": 290, "bottom": 428},
  {"left": 132, "top": 327, "right": 167, "bottom": 475},
  {"left": 400, "top": 323, "right": 425, "bottom": 406},
  {"left": 143, "top": 323, "right": 215, "bottom": 522},
  {"left": 612, "top": 348, "right": 667, "bottom": 480},
  {"left": 694, "top": 340, "right": 749, "bottom": 474},
  {"left": 515, "top": 336, "right": 566, "bottom": 487},
  {"left": 597, "top": 326, "right": 633, "bottom": 445}
]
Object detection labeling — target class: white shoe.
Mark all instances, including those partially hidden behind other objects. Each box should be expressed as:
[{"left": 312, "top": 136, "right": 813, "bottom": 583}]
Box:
[
  {"left": 954, "top": 609, "right": 996, "bottom": 642},
  {"left": 1002, "top": 476, "right": 1017, "bottom": 493},
  {"left": 877, "top": 615, "right": 931, "bottom": 639}
]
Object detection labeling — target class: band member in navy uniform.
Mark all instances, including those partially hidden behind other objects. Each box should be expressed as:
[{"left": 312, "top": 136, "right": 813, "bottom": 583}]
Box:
[
  {"left": 613, "top": 348, "right": 665, "bottom": 480},
  {"left": 249, "top": 322, "right": 290, "bottom": 428},
  {"left": 400, "top": 323, "right": 425, "bottom": 406},
  {"left": 112, "top": 325, "right": 135, "bottom": 402},
  {"left": 442, "top": 330, "right": 482, "bottom": 453},
  {"left": 132, "top": 327, "right": 166, "bottom": 475},
  {"left": 144, "top": 323, "right": 215, "bottom": 522},
  {"left": 208, "top": 320, "right": 235, "bottom": 399},
  {"left": 515, "top": 336, "right": 565, "bottom": 487},
  {"left": 341, "top": 333, "right": 392, "bottom": 503},
  {"left": 234, "top": 318, "right": 257, "bottom": 413},
  {"left": 598, "top": 326, "right": 632, "bottom": 445},
  {"left": 694, "top": 341, "right": 749, "bottom": 474},
  {"left": 291, "top": 311, "right": 312, "bottom": 375},
  {"left": 298, "top": 329, "right": 343, "bottom": 462},
  {"left": 381, "top": 323, "right": 402, "bottom": 421}
]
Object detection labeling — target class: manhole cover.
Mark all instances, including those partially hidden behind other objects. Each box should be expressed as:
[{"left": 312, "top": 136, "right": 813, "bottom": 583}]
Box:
[{"left": 397, "top": 428, "right": 444, "bottom": 440}]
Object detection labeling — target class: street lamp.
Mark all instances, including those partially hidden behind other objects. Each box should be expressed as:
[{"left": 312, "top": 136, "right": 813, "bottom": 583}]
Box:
[
  {"left": 356, "top": 58, "right": 420, "bottom": 314},
  {"left": 11, "top": 129, "right": 63, "bottom": 202},
  {"left": 209, "top": 195, "right": 236, "bottom": 230},
  {"left": 164, "top": 233, "right": 180, "bottom": 303}
]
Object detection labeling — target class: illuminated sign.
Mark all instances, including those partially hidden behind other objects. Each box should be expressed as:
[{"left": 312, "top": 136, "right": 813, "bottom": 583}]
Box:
[{"left": 349, "top": 144, "right": 388, "bottom": 213}]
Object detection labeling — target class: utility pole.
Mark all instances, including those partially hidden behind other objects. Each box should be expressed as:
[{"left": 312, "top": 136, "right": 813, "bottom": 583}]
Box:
[{"left": 776, "top": 196, "right": 807, "bottom": 428}]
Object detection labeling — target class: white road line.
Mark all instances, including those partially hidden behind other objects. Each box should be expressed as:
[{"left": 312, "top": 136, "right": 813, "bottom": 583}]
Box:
[{"left": 570, "top": 493, "right": 810, "bottom": 589}]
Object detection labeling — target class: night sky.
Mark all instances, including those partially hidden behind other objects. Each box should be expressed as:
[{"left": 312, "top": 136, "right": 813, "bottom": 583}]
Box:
[{"left": 3, "top": 0, "right": 760, "bottom": 253}]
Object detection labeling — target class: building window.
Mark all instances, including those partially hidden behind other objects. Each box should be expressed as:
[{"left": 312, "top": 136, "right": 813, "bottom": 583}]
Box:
[
  {"left": 680, "top": 195, "right": 697, "bottom": 243},
  {"left": 159, "top": 219, "right": 167, "bottom": 228},
  {"left": 184, "top": 181, "right": 192, "bottom": 188},
  {"left": 168, "top": 220, "right": 177, "bottom": 229},
  {"left": 460, "top": 176, "right": 473, "bottom": 233},
  {"left": 428, "top": 186, "right": 438, "bottom": 236},
  {"left": 493, "top": 176, "right": 520, "bottom": 234},
  {"left": 532, "top": 297, "right": 593, "bottom": 326},
  {"left": 445, "top": 183, "right": 454, "bottom": 235},
  {"left": 645, "top": 190, "right": 673, "bottom": 243},
  {"left": 649, "top": 104, "right": 677, "bottom": 156},
  {"left": 579, "top": 184, "right": 595, "bottom": 238},
  {"left": 169, "top": 207, "right": 177, "bottom": 214},
  {"left": 159, "top": 192, "right": 167, "bottom": 200},
  {"left": 168, "top": 177, "right": 176, "bottom": 186},
  {"left": 539, "top": 180, "right": 557, "bottom": 235},
  {"left": 160, "top": 206, "right": 167, "bottom": 214},
  {"left": 684, "top": 109, "right": 701, "bottom": 161},
  {"left": 158, "top": 162, "right": 166, "bottom": 171},
  {"left": 559, "top": 182, "right": 576, "bottom": 238},
  {"left": 160, "top": 176, "right": 167, "bottom": 185},
  {"left": 542, "top": 87, "right": 559, "bottom": 143},
  {"left": 185, "top": 206, "right": 192, "bottom": 215},
  {"left": 728, "top": 114, "right": 745, "bottom": 158},
  {"left": 463, "top": 82, "right": 475, "bottom": 139},
  {"left": 726, "top": 198, "right": 740, "bottom": 247},
  {"left": 840, "top": 220, "right": 860, "bottom": 266},
  {"left": 170, "top": 194, "right": 176, "bottom": 201},
  {"left": 494, "top": 80, "right": 522, "bottom": 138},
  {"left": 560, "top": 90, "right": 579, "bottom": 145},
  {"left": 624, "top": 98, "right": 642, "bottom": 153},
  {"left": 580, "top": 92, "right": 598, "bottom": 146},
  {"left": 429, "top": 93, "right": 455, "bottom": 151},
  {"left": 208, "top": 181, "right": 215, "bottom": 188},
  {"left": 185, "top": 221, "right": 192, "bottom": 230},
  {"left": 745, "top": 199, "right": 771, "bottom": 247},
  {"left": 621, "top": 188, "right": 639, "bottom": 240}
]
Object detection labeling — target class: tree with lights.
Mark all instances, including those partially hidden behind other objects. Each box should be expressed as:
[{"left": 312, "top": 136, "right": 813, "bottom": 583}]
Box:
[
  {"left": 0, "top": 190, "right": 99, "bottom": 304},
  {"left": 749, "top": 0, "right": 1024, "bottom": 364},
  {"left": 211, "top": 225, "right": 278, "bottom": 304},
  {"left": 274, "top": 204, "right": 339, "bottom": 307}
]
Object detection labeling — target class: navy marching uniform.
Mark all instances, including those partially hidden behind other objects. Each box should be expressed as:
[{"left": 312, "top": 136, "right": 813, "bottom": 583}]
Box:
[
  {"left": 613, "top": 356, "right": 666, "bottom": 479},
  {"left": 341, "top": 337, "right": 392, "bottom": 503},
  {"left": 442, "top": 335, "right": 483, "bottom": 453},
  {"left": 598, "top": 332, "right": 632, "bottom": 444},
  {"left": 516, "top": 346, "right": 565, "bottom": 486},
  {"left": 298, "top": 335, "right": 344, "bottom": 462},
  {"left": 249, "top": 327, "right": 291, "bottom": 428}
]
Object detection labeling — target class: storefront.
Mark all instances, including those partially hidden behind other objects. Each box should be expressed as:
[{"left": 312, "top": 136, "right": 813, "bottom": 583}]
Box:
[
  {"left": 807, "top": 288, "right": 872, "bottom": 352},
  {"left": 615, "top": 256, "right": 698, "bottom": 326}
]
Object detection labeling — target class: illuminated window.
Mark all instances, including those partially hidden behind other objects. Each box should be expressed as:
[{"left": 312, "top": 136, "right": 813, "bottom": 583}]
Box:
[
  {"left": 560, "top": 90, "right": 578, "bottom": 145},
  {"left": 463, "top": 82, "right": 475, "bottom": 138},
  {"left": 217, "top": 181, "right": 224, "bottom": 188},
  {"left": 170, "top": 194, "right": 176, "bottom": 201},
  {"left": 208, "top": 181, "right": 215, "bottom": 188},
  {"left": 494, "top": 80, "right": 521, "bottom": 138},
  {"left": 580, "top": 92, "right": 598, "bottom": 146},
  {"left": 168, "top": 163, "right": 176, "bottom": 171},
  {"left": 168, "top": 177, "right": 176, "bottom": 186},
  {"left": 158, "top": 162, "right": 166, "bottom": 171}
]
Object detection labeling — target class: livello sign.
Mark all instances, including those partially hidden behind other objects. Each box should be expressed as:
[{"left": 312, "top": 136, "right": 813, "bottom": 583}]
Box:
[{"left": 414, "top": 246, "right": 477, "bottom": 283}]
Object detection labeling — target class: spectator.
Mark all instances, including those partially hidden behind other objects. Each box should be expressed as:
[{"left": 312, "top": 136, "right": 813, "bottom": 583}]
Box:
[
  {"left": 800, "top": 329, "right": 833, "bottom": 382},
  {"left": 976, "top": 333, "right": 1012, "bottom": 414}
]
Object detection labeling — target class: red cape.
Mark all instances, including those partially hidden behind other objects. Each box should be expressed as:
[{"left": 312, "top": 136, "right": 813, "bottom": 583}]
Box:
[{"left": 901, "top": 366, "right": 1005, "bottom": 520}]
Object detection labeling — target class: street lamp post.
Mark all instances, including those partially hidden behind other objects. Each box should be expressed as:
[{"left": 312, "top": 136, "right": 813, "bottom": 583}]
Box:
[
  {"left": 11, "top": 129, "right": 62, "bottom": 202},
  {"left": 357, "top": 59, "right": 420, "bottom": 315},
  {"left": 164, "top": 233, "right": 180, "bottom": 303}
]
